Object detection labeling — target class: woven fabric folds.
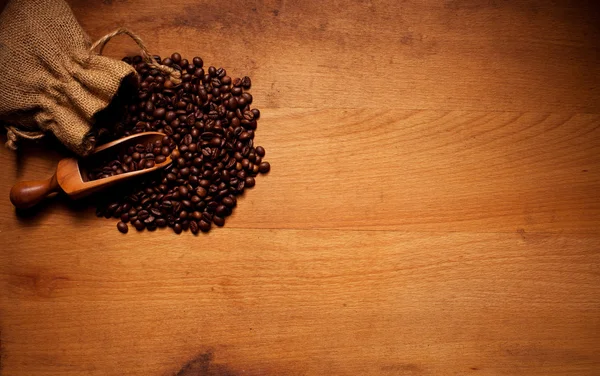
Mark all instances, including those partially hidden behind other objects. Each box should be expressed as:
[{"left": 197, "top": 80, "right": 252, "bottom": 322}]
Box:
[{"left": 0, "top": 0, "right": 135, "bottom": 155}]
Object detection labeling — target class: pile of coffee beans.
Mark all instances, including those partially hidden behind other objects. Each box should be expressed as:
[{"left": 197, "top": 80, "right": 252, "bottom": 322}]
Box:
[
  {"left": 94, "top": 53, "right": 270, "bottom": 234},
  {"left": 86, "top": 140, "right": 173, "bottom": 181}
]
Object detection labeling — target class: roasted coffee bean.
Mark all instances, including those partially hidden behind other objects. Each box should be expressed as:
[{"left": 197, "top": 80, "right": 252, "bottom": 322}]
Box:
[
  {"left": 178, "top": 185, "right": 189, "bottom": 197},
  {"left": 258, "top": 161, "right": 270, "bottom": 173},
  {"left": 192, "top": 57, "right": 203, "bottom": 68},
  {"left": 213, "top": 215, "right": 225, "bottom": 227},
  {"left": 222, "top": 196, "right": 234, "bottom": 208},
  {"left": 96, "top": 53, "right": 269, "bottom": 234},
  {"left": 199, "top": 220, "right": 211, "bottom": 232},
  {"left": 195, "top": 186, "right": 208, "bottom": 197},
  {"left": 189, "top": 220, "right": 199, "bottom": 234},
  {"left": 241, "top": 76, "right": 251, "bottom": 89},
  {"left": 181, "top": 220, "right": 190, "bottom": 231},
  {"left": 173, "top": 223, "right": 183, "bottom": 234},
  {"left": 133, "top": 220, "right": 145, "bottom": 231},
  {"left": 242, "top": 92, "right": 253, "bottom": 105},
  {"left": 215, "top": 205, "right": 228, "bottom": 217},
  {"left": 137, "top": 210, "right": 149, "bottom": 220},
  {"left": 117, "top": 221, "right": 129, "bottom": 233}
]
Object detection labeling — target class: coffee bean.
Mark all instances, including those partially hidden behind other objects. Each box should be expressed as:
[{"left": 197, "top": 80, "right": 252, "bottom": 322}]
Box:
[
  {"left": 190, "top": 220, "right": 199, "bottom": 234},
  {"left": 138, "top": 210, "right": 149, "bottom": 220},
  {"left": 199, "top": 220, "right": 211, "bottom": 232},
  {"left": 181, "top": 220, "right": 190, "bottom": 231},
  {"left": 215, "top": 205, "right": 228, "bottom": 217},
  {"left": 173, "top": 223, "right": 183, "bottom": 234},
  {"left": 179, "top": 185, "right": 189, "bottom": 197},
  {"left": 222, "top": 196, "right": 234, "bottom": 208},
  {"left": 213, "top": 216, "right": 225, "bottom": 227},
  {"left": 117, "top": 221, "right": 129, "bottom": 233},
  {"left": 241, "top": 76, "right": 251, "bottom": 89},
  {"left": 242, "top": 92, "right": 253, "bottom": 104},
  {"left": 259, "top": 162, "right": 270, "bottom": 173},
  {"left": 133, "top": 220, "right": 145, "bottom": 231},
  {"left": 97, "top": 53, "right": 269, "bottom": 234},
  {"left": 195, "top": 186, "right": 208, "bottom": 197}
]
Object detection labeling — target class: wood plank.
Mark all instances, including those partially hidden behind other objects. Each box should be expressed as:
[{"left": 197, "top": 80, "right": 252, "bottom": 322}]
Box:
[
  {"left": 2, "top": 110, "right": 599, "bottom": 233},
  {"left": 1, "top": 230, "right": 599, "bottom": 375},
  {"left": 67, "top": 0, "right": 600, "bottom": 113},
  {"left": 1, "top": 1, "right": 600, "bottom": 375}
]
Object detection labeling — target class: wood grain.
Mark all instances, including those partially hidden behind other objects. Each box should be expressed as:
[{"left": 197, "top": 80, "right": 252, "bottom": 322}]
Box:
[
  {"left": 71, "top": 0, "right": 600, "bottom": 113},
  {"left": 1, "top": 0, "right": 600, "bottom": 375},
  {"left": 2, "top": 230, "right": 600, "bottom": 375}
]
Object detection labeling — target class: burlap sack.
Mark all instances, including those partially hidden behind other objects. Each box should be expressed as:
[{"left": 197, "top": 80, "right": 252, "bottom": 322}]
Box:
[{"left": 0, "top": 0, "right": 137, "bottom": 155}]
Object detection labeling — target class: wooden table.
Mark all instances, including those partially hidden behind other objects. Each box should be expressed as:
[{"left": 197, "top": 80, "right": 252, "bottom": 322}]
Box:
[{"left": 1, "top": 1, "right": 599, "bottom": 375}]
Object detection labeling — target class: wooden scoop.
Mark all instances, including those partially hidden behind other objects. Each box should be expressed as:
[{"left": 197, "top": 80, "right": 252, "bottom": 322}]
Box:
[{"left": 10, "top": 132, "right": 173, "bottom": 209}]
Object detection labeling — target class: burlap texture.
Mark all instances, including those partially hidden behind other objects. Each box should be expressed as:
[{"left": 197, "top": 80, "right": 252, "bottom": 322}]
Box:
[{"left": 0, "top": 0, "right": 136, "bottom": 155}]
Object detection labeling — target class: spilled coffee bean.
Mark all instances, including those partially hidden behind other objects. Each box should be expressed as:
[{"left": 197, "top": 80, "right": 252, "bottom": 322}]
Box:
[{"left": 94, "top": 53, "right": 270, "bottom": 234}]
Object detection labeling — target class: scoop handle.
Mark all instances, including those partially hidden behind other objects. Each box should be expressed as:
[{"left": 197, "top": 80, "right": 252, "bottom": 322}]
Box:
[{"left": 10, "top": 173, "right": 60, "bottom": 209}]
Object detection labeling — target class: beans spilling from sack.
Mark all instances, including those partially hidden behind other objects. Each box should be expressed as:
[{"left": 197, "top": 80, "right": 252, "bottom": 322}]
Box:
[{"left": 94, "top": 53, "right": 270, "bottom": 234}]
